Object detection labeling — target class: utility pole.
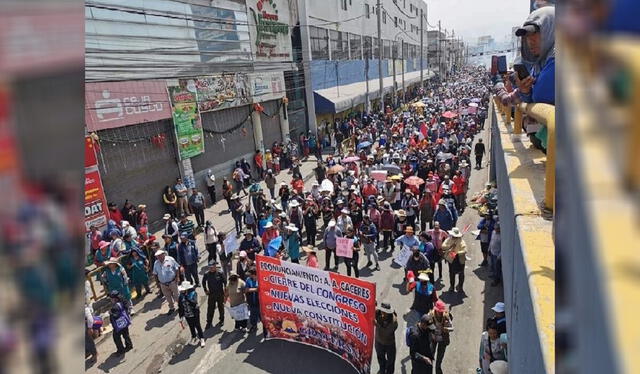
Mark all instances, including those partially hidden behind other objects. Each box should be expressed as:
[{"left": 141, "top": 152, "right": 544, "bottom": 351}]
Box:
[
  {"left": 419, "top": 7, "right": 424, "bottom": 90},
  {"left": 377, "top": 0, "right": 383, "bottom": 113},
  {"left": 437, "top": 20, "right": 441, "bottom": 80},
  {"left": 364, "top": 38, "right": 370, "bottom": 112}
]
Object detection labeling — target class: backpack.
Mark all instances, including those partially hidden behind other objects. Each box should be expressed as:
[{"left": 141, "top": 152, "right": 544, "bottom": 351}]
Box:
[{"left": 405, "top": 325, "right": 415, "bottom": 347}]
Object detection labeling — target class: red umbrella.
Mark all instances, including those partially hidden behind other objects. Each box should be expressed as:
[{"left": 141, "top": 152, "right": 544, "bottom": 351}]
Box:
[
  {"left": 404, "top": 176, "right": 425, "bottom": 186},
  {"left": 442, "top": 111, "right": 458, "bottom": 119}
]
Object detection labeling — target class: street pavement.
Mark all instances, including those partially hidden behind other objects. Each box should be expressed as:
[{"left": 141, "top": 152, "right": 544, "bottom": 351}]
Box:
[{"left": 86, "top": 126, "right": 503, "bottom": 374}]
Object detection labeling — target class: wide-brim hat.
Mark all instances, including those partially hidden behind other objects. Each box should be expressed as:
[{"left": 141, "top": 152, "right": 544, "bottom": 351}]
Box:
[
  {"left": 396, "top": 209, "right": 407, "bottom": 217},
  {"left": 231, "top": 194, "right": 239, "bottom": 200},
  {"left": 489, "top": 360, "right": 509, "bottom": 374},
  {"left": 138, "top": 204, "right": 146, "bottom": 210},
  {"left": 459, "top": 160, "right": 469, "bottom": 167},
  {"left": 376, "top": 302, "right": 394, "bottom": 314},
  {"left": 105, "top": 257, "right": 120, "bottom": 265},
  {"left": 302, "top": 246, "right": 317, "bottom": 254},
  {"left": 99, "top": 240, "right": 110, "bottom": 250},
  {"left": 289, "top": 200, "right": 300, "bottom": 208},
  {"left": 448, "top": 227, "right": 463, "bottom": 237},
  {"left": 154, "top": 249, "right": 167, "bottom": 257},
  {"left": 287, "top": 225, "right": 299, "bottom": 232},
  {"left": 417, "top": 272, "right": 430, "bottom": 282},
  {"left": 178, "top": 281, "right": 194, "bottom": 292},
  {"left": 341, "top": 208, "right": 350, "bottom": 214},
  {"left": 328, "top": 220, "right": 336, "bottom": 228},
  {"left": 438, "top": 199, "right": 446, "bottom": 206},
  {"left": 163, "top": 213, "right": 171, "bottom": 220},
  {"left": 264, "top": 222, "right": 274, "bottom": 229}
]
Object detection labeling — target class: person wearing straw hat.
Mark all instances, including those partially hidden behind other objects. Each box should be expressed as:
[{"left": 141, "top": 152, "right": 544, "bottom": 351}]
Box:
[
  {"left": 441, "top": 227, "right": 468, "bottom": 292},
  {"left": 426, "top": 300, "right": 454, "bottom": 374},
  {"left": 374, "top": 302, "right": 398, "bottom": 374},
  {"left": 101, "top": 258, "right": 133, "bottom": 315},
  {"left": 177, "top": 280, "right": 205, "bottom": 348},
  {"left": 408, "top": 272, "right": 438, "bottom": 317},
  {"left": 303, "top": 246, "right": 319, "bottom": 268},
  {"left": 153, "top": 249, "right": 181, "bottom": 315}
]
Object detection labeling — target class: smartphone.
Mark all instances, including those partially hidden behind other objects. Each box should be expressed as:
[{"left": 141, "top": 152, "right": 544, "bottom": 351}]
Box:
[{"left": 513, "top": 64, "right": 530, "bottom": 80}]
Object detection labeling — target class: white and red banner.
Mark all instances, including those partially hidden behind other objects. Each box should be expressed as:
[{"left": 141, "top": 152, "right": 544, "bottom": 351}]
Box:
[
  {"left": 84, "top": 168, "right": 108, "bottom": 231},
  {"left": 256, "top": 255, "right": 376, "bottom": 374}
]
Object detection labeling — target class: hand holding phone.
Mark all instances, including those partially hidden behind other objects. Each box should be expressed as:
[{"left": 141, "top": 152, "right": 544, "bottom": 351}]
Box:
[{"left": 513, "top": 64, "right": 530, "bottom": 80}]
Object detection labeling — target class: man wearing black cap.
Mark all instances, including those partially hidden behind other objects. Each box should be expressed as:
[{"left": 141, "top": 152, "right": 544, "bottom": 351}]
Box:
[
  {"left": 408, "top": 314, "right": 434, "bottom": 373},
  {"left": 177, "top": 233, "right": 200, "bottom": 287},
  {"left": 202, "top": 261, "right": 226, "bottom": 329}
]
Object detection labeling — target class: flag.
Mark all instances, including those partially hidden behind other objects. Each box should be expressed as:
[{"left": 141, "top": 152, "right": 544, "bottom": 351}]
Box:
[{"left": 419, "top": 123, "right": 428, "bottom": 140}]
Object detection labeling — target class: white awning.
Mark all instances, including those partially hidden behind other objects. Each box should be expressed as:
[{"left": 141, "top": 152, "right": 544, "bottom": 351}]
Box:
[{"left": 314, "top": 69, "right": 434, "bottom": 114}]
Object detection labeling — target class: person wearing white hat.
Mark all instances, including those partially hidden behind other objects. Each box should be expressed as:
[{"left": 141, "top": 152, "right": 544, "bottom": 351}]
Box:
[
  {"left": 336, "top": 208, "right": 353, "bottom": 233},
  {"left": 261, "top": 221, "right": 279, "bottom": 249},
  {"left": 286, "top": 224, "right": 302, "bottom": 263},
  {"left": 441, "top": 227, "right": 468, "bottom": 292},
  {"left": 374, "top": 301, "right": 398, "bottom": 374},
  {"left": 489, "top": 360, "right": 508, "bottom": 374},
  {"left": 163, "top": 213, "right": 180, "bottom": 243},
  {"left": 489, "top": 302, "right": 507, "bottom": 335},
  {"left": 177, "top": 281, "right": 205, "bottom": 347},
  {"left": 287, "top": 199, "right": 303, "bottom": 232},
  {"left": 153, "top": 249, "right": 180, "bottom": 315}
]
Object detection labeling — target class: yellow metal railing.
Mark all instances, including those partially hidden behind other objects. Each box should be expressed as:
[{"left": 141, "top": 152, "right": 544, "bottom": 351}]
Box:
[{"left": 495, "top": 97, "right": 555, "bottom": 211}]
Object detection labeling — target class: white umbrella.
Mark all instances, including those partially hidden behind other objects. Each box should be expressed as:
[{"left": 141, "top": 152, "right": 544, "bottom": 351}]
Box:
[{"left": 320, "top": 179, "right": 334, "bottom": 194}]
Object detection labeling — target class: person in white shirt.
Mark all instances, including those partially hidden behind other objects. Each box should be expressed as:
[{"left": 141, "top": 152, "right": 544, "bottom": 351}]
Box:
[
  {"left": 205, "top": 170, "right": 216, "bottom": 205},
  {"left": 163, "top": 214, "right": 179, "bottom": 243}
]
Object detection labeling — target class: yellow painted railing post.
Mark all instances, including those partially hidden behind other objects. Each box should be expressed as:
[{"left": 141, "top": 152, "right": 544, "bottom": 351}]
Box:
[
  {"left": 505, "top": 104, "right": 512, "bottom": 126},
  {"left": 514, "top": 105, "right": 523, "bottom": 134},
  {"left": 545, "top": 109, "right": 555, "bottom": 211},
  {"left": 628, "top": 66, "right": 640, "bottom": 190}
]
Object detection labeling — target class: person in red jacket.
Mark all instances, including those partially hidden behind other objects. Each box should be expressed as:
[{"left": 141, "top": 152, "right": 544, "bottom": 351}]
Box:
[
  {"left": 451, "top": 175, "right": 466, "bottom": 213},
  {"left": 108, "top": 203, "right": 123, "bottom": 226},
  {"left": 254, "top": 150, "right": 264, "bottom": 180},
  {"left": 290, "top": 175, "right": 304, "bottom": 195},
  {"left": 379, "top": 202, "right": 395, "bottom": 251},
  {"left": 362, "top": 179, "right": 378, "bottom": 199}
]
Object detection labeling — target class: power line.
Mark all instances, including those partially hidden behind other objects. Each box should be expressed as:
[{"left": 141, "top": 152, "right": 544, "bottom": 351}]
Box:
[{"left": 388, "top": 0, "right": 417, "bottom": 19}]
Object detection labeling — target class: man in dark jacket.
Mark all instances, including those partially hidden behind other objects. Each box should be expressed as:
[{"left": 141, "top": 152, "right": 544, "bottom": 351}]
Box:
[
  {"left": 409, "top": 315, "right": 434, "bottom": 374},
  {"left": 375, "top": 302, "right": 398, "bottom": 374},
  {"left": 177, "top": 233, "right": 200, "bottom": 287},
  {"left": 202, "top": 261, "right": 227, "bottom": 329},
  {"left": 474, "top": 139, "right": 485, "bottom": 169}
]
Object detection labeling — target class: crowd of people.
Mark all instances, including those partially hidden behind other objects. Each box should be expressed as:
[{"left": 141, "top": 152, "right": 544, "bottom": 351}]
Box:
[{"left": 85, "top": 65, "right": 515, "bottom": 374}]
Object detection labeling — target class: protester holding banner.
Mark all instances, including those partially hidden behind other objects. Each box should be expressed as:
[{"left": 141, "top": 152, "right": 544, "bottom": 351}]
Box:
[{"left": 244, "top": 269, "right": 261, "bottom": 333}]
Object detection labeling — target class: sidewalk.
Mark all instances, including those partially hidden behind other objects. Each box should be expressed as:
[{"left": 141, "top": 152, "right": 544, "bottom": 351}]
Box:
[{"left": 89, "top": 156, "right": 320, "bottom": 347}]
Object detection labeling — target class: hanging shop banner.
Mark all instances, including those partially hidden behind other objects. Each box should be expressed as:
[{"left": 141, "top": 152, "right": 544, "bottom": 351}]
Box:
[
  {"left": 256, "top": 255, "right": 376, "bottom": 374},
  {"left": 84, "top": 168, "right": 109, "bottom": 231},
  {"left": 194, "top": 73, "right": 251, "bottom": 112},
  {"left": 85, "top": 136, "right": 98, "bottom": 168},
  {"left": 85, "top": 80, "right": 172, "bottom": 132},
  {"left": 246, "top": 0, "right": 292, "bottom": 61},
  {"left": 248, "top": 71, "right": 286, "bottom": 102},
  {"left": 167, "top": 80, "right": 205, "bottom": 159}
]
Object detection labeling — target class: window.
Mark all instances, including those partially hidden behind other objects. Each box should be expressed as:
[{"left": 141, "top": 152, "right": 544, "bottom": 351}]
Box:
[
  {"left": 365, "top": 4, "right": 370, "bottom": 18},
  {"left": 310, "top": 26, "right": 329, "bottom": 60},
  {"left": 382, "top": 11, "right": 386, "bottom": 24},
  {"left": 341, "top": 0, "right": 347, "bottom": 11},
  {"left": 331, "top": 30, "right": 348, "bottom": 60},
  {"left": 350, "top": 33, "right": 362, "bottom": 59},
  {"left": 392, "top": 41, "right": 399, "bottom": 59},
  {"left": 394, "top": 16, "right": 398, "bottom": 28},
  {"left": 409, "top": 4, "right": 413, "bottom": 13},
  {"left": 363, "top": 36, "right": 372, "bottom": 59},
  {"left": 383, "top": 40, "right": 391, "bottom": 59},
  {"left": 373, "top": 37, "right": 380, "bottom": 58}
]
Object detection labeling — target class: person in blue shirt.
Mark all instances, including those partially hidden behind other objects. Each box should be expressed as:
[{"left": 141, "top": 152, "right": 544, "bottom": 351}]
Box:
[
  {"left": 245, "top": 269, "right": 261, "bottom": 333},
  {"left": 515, "top": 6, "right": 555, "bottom": 150},
  {"left": 433, "top": 200, "right": 455, "bottom": 232},
  {"left": 177, "top": 233, "right": 200, "bottom": 287}
]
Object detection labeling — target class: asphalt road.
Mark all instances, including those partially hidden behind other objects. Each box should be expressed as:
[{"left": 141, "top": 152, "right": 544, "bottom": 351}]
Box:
[{"left": 86, "top": 126, "right": 503, "bottom": 374}]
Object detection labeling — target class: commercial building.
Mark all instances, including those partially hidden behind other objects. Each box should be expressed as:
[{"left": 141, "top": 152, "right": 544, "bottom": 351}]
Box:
[{"left": 85, "top": 0, "right": 293, "bottom": 228}]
